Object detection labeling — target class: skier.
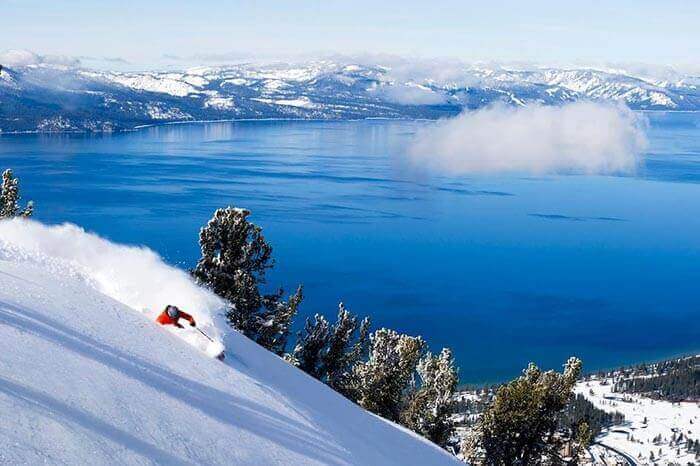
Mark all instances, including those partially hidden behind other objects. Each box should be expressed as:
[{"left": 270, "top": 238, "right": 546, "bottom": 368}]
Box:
[
  {"left": 155, "top": 305, "right": 225, "bottom": 360},
  {"left": 156, "top": 305, "right": 196, "bottom": 328}
]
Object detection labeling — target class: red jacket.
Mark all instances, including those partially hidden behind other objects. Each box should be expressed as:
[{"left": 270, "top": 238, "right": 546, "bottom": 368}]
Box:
[{"left": 156, "top": 308, "right": 196, "bottom": 328}]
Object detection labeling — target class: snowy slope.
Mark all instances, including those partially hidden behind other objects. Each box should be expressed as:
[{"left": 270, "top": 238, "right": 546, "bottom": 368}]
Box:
[{"left": 0, "top": 219, "right": 459, "bottom": 465}]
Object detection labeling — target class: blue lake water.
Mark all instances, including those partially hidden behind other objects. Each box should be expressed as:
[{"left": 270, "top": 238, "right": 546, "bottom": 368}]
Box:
[{"left": 1, "top": 113, "right": 699, "bottom": 383}]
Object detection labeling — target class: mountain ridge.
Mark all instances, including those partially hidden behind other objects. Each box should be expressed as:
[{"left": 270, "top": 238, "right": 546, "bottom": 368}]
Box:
[{"left": 1, "top": 61, "right": 699, "bottom": 133}]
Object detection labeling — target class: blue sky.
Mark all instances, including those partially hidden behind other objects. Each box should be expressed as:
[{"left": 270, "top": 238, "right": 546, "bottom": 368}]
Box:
[{"left": 2, "top": 0, "right": 699, "bottom": 68}]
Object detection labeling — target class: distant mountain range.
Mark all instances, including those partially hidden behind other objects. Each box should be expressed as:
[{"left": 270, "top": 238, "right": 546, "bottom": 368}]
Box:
[{"left": 1, "top": 61, "right": 699, "bottom": 132}]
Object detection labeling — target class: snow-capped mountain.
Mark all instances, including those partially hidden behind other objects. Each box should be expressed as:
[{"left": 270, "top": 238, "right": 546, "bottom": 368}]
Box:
[
  {"left": 0, "top": 219, "right": 460, "bottom": 465},
  {"left": 1, "top": 60, "right": 699, "bottom": 132}
]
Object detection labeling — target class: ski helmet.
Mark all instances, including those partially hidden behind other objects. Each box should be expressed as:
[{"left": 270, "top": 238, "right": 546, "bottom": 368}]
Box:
[{"left": 166, "top": 305, "right": 179, "bottom": 318}]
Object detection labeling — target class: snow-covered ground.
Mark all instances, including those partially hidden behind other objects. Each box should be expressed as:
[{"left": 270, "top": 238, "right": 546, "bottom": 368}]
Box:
[
  {"left": 576, "top": 379, "right": 699, "bottom": 465},
  {"left": 0, "top": 219, "right": 459, "bottom": 465}
]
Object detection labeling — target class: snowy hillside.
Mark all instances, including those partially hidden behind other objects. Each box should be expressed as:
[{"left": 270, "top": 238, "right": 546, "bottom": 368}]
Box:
[
  {"left": 0, "top": 219, "right": 459, "bottom": 465},
  {"left": 576, "top": 378, "right": 699, "bottom": 465},
  {"left": 1, "top": 58, "right": 699, "bottom": 132}
]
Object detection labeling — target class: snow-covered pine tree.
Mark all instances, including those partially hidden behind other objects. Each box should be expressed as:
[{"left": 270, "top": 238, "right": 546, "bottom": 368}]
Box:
[
  {"left": 192, "top": 207, "right": 270, "bottom": 336},
  {"left": 192, "top": 207, "right": 303, "bottom": 352},
  {"left": 321, "top": 303, "right": 357, "bottom": 381},
  {"left": 288, "top": 303, "right": 371, "bottom": 398},
  {"left": 333, "top": 315, "right": 370, "bottom": 400},
  {"left": 569, "top": 421, "right": 592, "bottom": 466},
  {"left": 346, "top": 316, "right": 371, "bottom": 365},
  {"left": 1, "top": 169, "right": 33, "bottom": 219},
  {"left": 291, "top": 313, "right": 330, "bottom": 378},
  {"left": 322, "top": 303, "right": 370, "bottom": 392},
  {"left": 351, "top": 328, "right": 425, "bottom": 421},
  {"left": 256, "top": 285, "right": 303, "bottom": 356},
  {"left": 400, "top": 348, "right": 458, "bottom": 448},
  {"left": 465, "top": 357, "right": 582, "bottom": 465}
]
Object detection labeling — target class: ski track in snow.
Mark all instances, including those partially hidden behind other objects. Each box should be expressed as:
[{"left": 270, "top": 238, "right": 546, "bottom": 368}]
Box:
[
  {"left": 0, "top": 219, "right": 227, "bottom": 357},
  {"left": 0, "top": 219, "right": 459, "bottom": 465}
]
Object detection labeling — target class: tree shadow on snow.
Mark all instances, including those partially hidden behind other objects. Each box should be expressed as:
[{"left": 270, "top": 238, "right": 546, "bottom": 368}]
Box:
[{"left": 0, "top": 376, "right": 190, "bottom": 465}]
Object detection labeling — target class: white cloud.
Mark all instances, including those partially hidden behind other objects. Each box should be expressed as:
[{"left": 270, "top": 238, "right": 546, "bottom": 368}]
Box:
[
  {"left": 406, "top": 102, "right": 647, "bottom": 175},
  {"left": 346, "top": 54, "right": 481, "bottom": 88},
  {"left": 0, "top": 49, "right": 41, "bottom": 66},
  {"left": 0, "top": 49, "right": 80, "bottom": 67},
  {"left": 376, "top": 83, "right": 447, "bottom": 105}
]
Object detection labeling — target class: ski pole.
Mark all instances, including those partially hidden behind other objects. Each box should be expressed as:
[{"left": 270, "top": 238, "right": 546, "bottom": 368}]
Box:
[{"left": 196, "top": 327, "right": 214, "bottom": 342}]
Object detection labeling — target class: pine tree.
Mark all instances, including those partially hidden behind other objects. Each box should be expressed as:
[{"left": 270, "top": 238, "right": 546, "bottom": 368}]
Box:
[
  {"left": 346, "top": 315, "right": 371, "bottom": 368},
  {"left": 400, "top": 348, "right": 459, "bottom": 447},
  {"left": 465, "top": 357, "right": 582, "bottom": 465},
  {"left": 192, "top": 207, "right": 302, "bottom": 352},
  {"left": 322, "top": 303, "right": 358, "bottom": 383},
  {"left": 333, "top": 315, "right": 370, "bottom": 400},
  {"left": 0, "top": 169, "right": 33, "bottom": 219},
  {"left": 256, "top": 285, "right": 304, "bottom": 355},
  {"left": 611, "top": 355, "right": 699, "bottom": 401},
  {"left": 351, "top": 328, "right": 425, "bottom": 421},
  {"left": 192, "top": 207, "right": 270, "bottom": 335},
  {"left": 291, "top": 314, "right": 330, "bottom": 378},
  {"left": 322, "top": 303, "right": 370, "bottom": 392},
  {"left": 570, "top": 421, "right": 592, "bottom": 465},
  {"left": 289, "top": 303, "right": 371, "bottom": 393}
]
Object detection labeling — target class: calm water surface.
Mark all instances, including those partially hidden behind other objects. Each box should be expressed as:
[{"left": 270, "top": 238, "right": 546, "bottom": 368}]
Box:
[{"left": 1, "top": 113, "right": 699, "bottom": 383}]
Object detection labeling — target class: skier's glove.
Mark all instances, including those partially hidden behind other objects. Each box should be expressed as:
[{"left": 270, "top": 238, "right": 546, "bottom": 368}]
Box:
[{"left": 190, "top": 321, "right": 196, "bottom": 327}]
